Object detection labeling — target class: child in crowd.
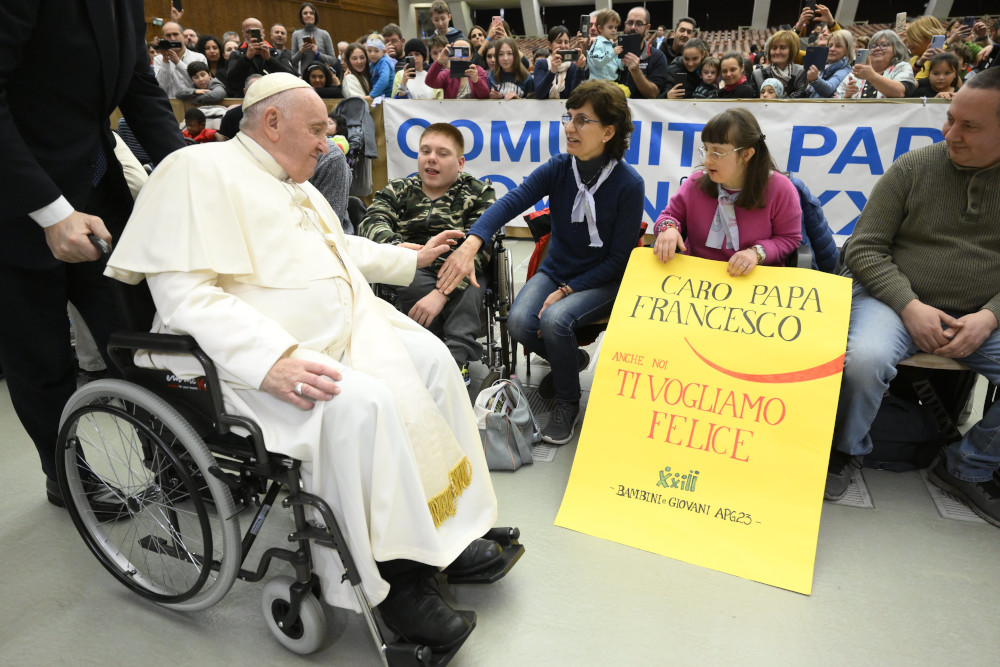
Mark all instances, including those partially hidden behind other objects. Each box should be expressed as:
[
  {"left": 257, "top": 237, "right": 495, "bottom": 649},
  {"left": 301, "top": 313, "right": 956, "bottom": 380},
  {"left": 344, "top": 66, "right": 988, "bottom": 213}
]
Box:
[
  {"left": 759, "top": 77, "right": 784, "bottom": 99},
  {"left": 428, "top": 35, "right": 449, "bottom": 64},
  {"left": 481, "top": 42, "right": 497, "bottom": 71},
  {"left": 946, "top": 42, "right": 973, "bottom": 81},
  {"left": 717, "top": 52, "right": 756, "bottom": 98},
  {"left": 326, "top": 112, "right": 349, "bottom": 154},
  {"left": 488, "top": 38, "right": 534, "bottom": 99},
  {"left": 911, "top": 51, "right": 961, "bottom": 99},
  {"left": 429, "top": 0, "right": 465, "bottom": 43},
  {"left": 662, "top": 38, "right": 708, "bottom": 98},
  {"left": 393, "top": 39, "right": 443, "bottom": 100},
  {"left": 365, "top": 34, "right": 394, "bottom": 98},
  {"left": 532, "top": 48, "right": 550, "bottom": 71},
  {"left": 182, "top": 108, "right": 217, "bottom": 143},
  {"left": 587, "top": 9, "right": 624, "bottom": 83},
  {"left": 693, "top": 56, "right": 720, "bottom": 98},
  {"left": 176, "top": 61, "right": 226, "bottom": 106}
]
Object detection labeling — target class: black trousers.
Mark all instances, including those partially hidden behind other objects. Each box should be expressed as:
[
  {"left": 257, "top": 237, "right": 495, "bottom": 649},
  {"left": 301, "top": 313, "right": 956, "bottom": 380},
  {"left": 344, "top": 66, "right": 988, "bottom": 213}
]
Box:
[{"left": 0, "top": 170, "right": 132, "bottom": 481}]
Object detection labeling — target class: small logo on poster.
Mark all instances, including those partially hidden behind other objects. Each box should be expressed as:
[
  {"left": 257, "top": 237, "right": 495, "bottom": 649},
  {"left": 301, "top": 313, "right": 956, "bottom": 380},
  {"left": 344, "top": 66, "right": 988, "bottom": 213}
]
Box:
[{"left": 657, "top": 465, "right": 699, "bottom": 492}]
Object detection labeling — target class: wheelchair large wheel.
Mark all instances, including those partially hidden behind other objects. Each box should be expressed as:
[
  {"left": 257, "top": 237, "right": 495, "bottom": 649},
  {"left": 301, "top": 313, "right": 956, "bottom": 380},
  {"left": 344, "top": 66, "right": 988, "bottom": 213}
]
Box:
[
  {"left": 261, "top": 576, "right": 328, "bottom": 654},
  {"left": 57, "top": 379, "right": 242, "bottom": 611}
]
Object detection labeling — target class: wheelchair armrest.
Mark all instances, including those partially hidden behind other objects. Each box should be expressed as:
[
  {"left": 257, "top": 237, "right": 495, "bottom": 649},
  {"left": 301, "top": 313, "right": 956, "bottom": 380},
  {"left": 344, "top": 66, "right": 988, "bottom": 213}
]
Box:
[
  {"left": 787, "top": 242, "right": 813, "bottom": 269},
  {"left": 109, "top": 331, "right": 199, "bottom": 354}
]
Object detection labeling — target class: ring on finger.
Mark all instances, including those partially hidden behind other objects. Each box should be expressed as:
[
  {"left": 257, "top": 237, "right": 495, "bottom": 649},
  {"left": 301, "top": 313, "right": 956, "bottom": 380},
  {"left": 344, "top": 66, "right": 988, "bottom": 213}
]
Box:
[{"left": 294, "top": 382, "right": 305, "bottom": 396}]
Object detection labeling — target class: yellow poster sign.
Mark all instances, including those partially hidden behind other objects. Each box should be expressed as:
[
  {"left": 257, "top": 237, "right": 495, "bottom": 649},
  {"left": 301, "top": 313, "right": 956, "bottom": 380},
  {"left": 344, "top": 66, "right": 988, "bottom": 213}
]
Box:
[{"left": 554, "top": 251, "right": 852, "bottom": 594}]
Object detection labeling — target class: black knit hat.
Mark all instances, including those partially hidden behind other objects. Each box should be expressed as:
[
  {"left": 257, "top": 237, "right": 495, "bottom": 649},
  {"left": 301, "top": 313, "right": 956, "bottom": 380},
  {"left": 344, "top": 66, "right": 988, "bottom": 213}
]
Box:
[{"left": 403, "top": 38, "right": 428, "bottom": 59}]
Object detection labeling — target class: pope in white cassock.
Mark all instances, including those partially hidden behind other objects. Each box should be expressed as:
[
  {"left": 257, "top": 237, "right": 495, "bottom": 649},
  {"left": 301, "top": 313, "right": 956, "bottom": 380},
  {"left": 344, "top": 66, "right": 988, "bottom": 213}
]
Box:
[{"left": 104, "top": 73, "right": 500, "bottom": 652}]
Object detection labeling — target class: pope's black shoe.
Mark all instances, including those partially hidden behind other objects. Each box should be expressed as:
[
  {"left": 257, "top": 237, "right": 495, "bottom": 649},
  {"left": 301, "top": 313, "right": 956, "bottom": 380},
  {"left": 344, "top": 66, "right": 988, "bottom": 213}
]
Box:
[
  {"left": 443, "top": 538, "right": 503, "bottom": 576},
  {"left": 379, "top": 577, "right": 473, "bottom": 652}
]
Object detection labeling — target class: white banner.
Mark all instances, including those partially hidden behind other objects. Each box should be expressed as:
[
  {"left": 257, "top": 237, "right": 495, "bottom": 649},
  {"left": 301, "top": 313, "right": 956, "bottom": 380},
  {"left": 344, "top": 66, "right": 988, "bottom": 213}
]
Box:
[{"left": 382, "top": 99, "right": 948, "bottom": 240}]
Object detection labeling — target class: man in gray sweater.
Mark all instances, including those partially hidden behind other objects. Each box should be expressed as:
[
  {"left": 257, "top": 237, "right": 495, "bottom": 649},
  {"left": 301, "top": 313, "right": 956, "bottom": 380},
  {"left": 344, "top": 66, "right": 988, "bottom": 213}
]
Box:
[{"left": 826, "top": 67, "right": 1000, "bottom": 525}]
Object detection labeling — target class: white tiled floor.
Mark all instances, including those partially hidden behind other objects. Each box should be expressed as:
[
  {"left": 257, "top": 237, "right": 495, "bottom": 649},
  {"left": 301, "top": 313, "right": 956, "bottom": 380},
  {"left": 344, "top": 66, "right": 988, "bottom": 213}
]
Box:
[{"left": 2, "top": 239, "right": 999, "bottom": 665}]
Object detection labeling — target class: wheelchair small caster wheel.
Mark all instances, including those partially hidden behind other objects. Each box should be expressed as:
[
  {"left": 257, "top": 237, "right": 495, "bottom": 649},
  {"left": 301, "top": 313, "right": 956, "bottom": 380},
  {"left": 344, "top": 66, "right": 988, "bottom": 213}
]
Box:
[{"left": 261, "top": 576, "right": 327, "bottom": 654}]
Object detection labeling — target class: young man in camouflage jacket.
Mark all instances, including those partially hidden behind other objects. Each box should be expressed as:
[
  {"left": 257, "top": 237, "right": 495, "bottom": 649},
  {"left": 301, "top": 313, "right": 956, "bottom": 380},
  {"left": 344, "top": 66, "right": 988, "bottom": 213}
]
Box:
[{"left": 358, "top": 123, "right": 496, "bottom": 384}]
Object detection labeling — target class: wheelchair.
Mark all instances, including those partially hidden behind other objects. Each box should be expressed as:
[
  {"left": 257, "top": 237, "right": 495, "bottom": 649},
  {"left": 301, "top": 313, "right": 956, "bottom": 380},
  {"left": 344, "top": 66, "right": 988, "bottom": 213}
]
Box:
[
  {"left": 350, "top": 197, "right": 516, "bottom": 393},
  {"left": 55, "top": 276, "right": 523, "bottom": 664}
]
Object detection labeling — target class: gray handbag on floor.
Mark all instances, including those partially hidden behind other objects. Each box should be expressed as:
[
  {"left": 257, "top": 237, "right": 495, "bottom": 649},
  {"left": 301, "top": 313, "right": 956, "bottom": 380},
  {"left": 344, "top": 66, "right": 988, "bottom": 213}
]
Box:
[{"left": 478, "top": 377, "right": 541, "bottom": 471}]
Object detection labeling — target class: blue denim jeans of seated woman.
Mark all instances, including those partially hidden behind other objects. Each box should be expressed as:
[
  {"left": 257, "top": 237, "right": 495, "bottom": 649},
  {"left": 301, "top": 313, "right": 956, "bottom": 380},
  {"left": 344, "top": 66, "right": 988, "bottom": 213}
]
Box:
[
  {"left": 506, "top": 272, "right": 619, "bottom": 403},
  {"left": 832, "top": 283, "right": 1000, "bottom": 482}
]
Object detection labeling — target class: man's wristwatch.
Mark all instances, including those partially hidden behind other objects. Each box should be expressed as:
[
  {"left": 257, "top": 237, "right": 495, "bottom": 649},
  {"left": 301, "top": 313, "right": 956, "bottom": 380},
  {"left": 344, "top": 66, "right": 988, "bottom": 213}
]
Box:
[{"left": 751, "top": 244, "right": 766, "bottom": 264}]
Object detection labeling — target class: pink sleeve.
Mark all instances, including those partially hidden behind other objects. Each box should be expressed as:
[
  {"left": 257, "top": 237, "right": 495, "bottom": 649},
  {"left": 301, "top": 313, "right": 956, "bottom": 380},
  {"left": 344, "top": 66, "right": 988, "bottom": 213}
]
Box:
[
  {"left": 655, "top": 173, "right": 703, "bottom": 237},
  {"left": 471, "top": 66, "right": 491, "bottom": 98},
  {"left": 758, "top": 173, "right": 803, "bottom": 265},
  {"left": 426, "top": 61, "right": 448, "bottom": 88}
]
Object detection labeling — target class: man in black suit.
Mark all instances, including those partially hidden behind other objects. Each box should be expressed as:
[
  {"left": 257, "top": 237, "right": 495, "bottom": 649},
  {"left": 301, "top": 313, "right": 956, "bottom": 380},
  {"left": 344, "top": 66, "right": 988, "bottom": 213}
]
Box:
[{"left": 0, "top": 0, "right": 185, "bottom": 504}]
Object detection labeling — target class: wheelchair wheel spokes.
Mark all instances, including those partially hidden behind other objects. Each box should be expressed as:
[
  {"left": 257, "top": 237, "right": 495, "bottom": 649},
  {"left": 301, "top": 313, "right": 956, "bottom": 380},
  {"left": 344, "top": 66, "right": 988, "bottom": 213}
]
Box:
[{"left": 58, "top": 379, "right": 241, "bottom": 611}]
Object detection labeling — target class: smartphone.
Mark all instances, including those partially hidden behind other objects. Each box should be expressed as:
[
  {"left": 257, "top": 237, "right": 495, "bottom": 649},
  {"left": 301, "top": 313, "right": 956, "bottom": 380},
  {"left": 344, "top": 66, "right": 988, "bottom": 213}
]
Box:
[
  {"left": 492, "top": 15, "right": 502, "bottom": 26},
  {"left": 963, "top": 16, "right": 976, "bottom": 29},
  {"left": 557, "top": 49, "right": 578, "bottom": 61},
  {"left": 930, "top": 34, "right": 946, "bottom": 50},
  {"left": 449, "top": 61, "right": 468, "bottom": 78},
  {"left": 580, "top": 14, "right": 591, "bottom": 37},
  {"left": 448, "top": 46, "right": 469, "bottom": 59},
  {"left": 895, "top": 12, "right": 907, "bottom": 34},
  {"left": 303, "top": 36, "right": 315, "bottom": 45},
  {"left": 856, "top": 48, "right": 869, "bottom": 65},
  {"left": 805, "top": 1, "right": 816, "bottom": 11},
  {"left": 249, "top": 28, "right": 262, "bottom": 41},
  {"left": 405, "top": 55, "right": 415, "bottom": 70},
  {"left": 171, "top": 0, "right": 183, "bottom": 11}
]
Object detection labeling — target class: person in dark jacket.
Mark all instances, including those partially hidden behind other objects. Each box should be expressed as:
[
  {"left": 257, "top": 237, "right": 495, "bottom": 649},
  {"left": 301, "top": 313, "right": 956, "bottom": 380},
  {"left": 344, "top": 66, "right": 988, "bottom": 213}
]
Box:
[
  {"left": 786, "top": 174, "right": 838, "bottom": 272},
  {"left": 661, "top": 38, "right": 708, "bottom": 98}
]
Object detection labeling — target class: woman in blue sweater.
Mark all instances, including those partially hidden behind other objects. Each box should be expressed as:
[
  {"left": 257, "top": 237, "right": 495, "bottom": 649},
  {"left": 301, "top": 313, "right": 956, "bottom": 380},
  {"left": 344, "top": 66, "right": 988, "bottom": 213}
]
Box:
[{"left": 438, "top": 80, "right": 645, "bottom": 444}]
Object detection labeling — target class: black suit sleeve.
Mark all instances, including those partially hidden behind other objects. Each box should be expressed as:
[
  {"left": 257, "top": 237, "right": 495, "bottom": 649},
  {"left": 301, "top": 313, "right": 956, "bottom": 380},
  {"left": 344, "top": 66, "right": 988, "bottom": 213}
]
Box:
[{"left": 0, "top": 1, "right": 63, "bottom": 215}]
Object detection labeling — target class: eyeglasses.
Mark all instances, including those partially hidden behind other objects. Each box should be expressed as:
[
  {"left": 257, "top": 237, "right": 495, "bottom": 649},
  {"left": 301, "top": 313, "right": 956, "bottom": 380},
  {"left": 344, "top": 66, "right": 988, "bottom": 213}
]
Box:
[
  {"left": 624, "top": 20, "right": 646, "bottom": 28},
  {"left": 561, "top": 113, "right": 603, "bottom": 129},
  {"left": 698, "top": 145, "right": 745, "bottom": 160},
  {"left": 870, "top": 42, "right": 891, "bottom": 52}
]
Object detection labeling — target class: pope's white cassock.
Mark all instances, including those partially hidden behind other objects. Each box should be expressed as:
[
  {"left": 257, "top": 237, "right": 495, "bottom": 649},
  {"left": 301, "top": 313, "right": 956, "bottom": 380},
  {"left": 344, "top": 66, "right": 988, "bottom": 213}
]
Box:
[{"left": 105, "top": 134, "right": 498, "bottom": 610}]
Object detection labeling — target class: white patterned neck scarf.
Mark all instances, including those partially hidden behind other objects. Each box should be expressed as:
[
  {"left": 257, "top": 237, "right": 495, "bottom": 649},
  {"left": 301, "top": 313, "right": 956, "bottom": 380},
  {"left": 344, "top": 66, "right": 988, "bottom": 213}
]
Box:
[
  {"left": 570, "top": 157, "right": 617, "bottom": 248},
  {"left": 705, "top": 188, "right": 741, "bottom": 250}
]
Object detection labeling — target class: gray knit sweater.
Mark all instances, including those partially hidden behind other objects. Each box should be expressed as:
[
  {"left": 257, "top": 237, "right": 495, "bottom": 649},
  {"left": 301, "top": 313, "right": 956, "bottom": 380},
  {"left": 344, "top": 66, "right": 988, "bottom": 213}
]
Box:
[{"left": 846, "top": 141, "right": 1000, "bottom": 323}]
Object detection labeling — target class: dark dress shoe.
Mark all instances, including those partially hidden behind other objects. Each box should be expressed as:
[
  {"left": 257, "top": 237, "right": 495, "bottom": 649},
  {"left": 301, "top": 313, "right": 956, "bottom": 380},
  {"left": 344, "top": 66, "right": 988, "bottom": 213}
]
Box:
[
  {"left": 46, "top": 478, "right": 65, "bottom": 508},
  {"left": 378, "top": 577, "right": 473, "bottom": 652},
  {"left": 443, "top": 538, "right": 502, "bottom": 576}
]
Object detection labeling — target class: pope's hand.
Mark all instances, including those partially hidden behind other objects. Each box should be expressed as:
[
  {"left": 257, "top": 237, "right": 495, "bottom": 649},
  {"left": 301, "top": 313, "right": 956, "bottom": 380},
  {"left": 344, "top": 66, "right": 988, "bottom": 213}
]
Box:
[
  {"left": 261, "top": 357, "right": 342, "bottom": 410},
  {"left": 416, "top": 229, "right": 463, "bottom": 269},
  {"left": 44, "top": 210, "right": 112, "bottom": 262}
]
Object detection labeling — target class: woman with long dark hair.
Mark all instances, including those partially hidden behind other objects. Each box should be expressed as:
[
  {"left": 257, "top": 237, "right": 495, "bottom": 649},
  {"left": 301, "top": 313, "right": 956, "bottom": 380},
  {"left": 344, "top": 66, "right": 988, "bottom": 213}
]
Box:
[
  {"left": 341, "top": 42, "right": 372, "bottom": 98},
  {"left": 652, "top": 107, "right": 801, "bottom": 275},
  {"left": 195, "top": 34, "right": 229, "bottom": 91},
  {"left": 534, "top": 26, "right": 588, "bottom": 99},
  {"left": 290, "top": 1, "right": 338, "bottom": 74}
]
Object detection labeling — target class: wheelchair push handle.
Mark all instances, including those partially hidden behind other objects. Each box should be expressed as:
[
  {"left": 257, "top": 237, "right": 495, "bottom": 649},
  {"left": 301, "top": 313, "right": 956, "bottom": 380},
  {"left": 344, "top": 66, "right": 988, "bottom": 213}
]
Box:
[{"left": 89, "top": 233, "right": 112, "bottom": 256}]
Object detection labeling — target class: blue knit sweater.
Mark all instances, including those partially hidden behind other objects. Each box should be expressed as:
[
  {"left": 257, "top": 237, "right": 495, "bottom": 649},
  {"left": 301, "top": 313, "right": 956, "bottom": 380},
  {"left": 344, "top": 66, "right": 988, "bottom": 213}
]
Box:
[
  {"left": 369, "top": 55, "right": 395, "bottom": 98},
  {"left": 468, "top": 154, "right": 645, "bottom": 291}
]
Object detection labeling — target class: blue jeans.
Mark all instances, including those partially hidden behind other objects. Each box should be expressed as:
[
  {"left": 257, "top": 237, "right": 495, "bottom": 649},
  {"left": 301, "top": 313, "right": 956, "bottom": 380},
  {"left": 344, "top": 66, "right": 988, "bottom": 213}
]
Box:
[
  {"left": 833, "top": 283, "right": 1000, "bottom": 482},
  {"left": 507, "top": 272, "right": 618, "bottom": 403}
]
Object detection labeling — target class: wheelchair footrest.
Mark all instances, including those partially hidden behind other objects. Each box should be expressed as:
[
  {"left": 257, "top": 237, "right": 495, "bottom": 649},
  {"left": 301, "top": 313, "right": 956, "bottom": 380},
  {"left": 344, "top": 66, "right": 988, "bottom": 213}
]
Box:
[
  {"left": 385, "top": 610, "right": 476, "bottom": 667},
  {"left": 445, "top": 527, "right": 524, "bottom": 585}
]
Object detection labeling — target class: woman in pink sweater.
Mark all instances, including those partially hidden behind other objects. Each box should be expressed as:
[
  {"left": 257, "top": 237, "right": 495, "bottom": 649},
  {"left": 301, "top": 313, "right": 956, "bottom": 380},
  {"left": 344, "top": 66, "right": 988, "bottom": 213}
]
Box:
[
  {"left": 425, "top": 38, "right": 491, "bottom": 99},
  {"left": 653, "top": 107, "right": 802, "bottom": 275}
]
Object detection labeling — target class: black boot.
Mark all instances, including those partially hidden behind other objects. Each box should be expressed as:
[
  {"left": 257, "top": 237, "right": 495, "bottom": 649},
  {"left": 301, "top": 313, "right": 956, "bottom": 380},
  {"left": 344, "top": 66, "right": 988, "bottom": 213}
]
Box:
[
  {"left": 378, "top": 576, "right": 473, "bottom": 652},
  {"left": 443, "top": 538, "right": 502, "bottom": 576}
]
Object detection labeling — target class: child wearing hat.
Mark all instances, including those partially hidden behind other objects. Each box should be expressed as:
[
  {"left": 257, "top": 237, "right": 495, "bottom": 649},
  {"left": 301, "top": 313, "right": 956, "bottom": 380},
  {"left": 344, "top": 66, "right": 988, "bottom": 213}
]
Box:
[
  {"left": 365, "top": 34, "right": 395, "bottom": 98},
  {"left": 393, "top": 39, "right": 444, "bottom": 99}
]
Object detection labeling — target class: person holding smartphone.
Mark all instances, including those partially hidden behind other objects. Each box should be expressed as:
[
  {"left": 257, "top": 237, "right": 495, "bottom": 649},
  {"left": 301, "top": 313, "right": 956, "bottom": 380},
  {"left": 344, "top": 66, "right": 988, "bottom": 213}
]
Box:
[
  {"left": 836, "top": 29, "right": 915, "bottom": 98},
  {"left": 534, "top": 26, "right": 588, "bottom": 99},
  {"left": 425, "top": 39, "right": 490, "bottom": 99},
  {"left": 290, "top": 1, "right": 338, "bottom": 75},
  {"left": 392, "top": 39, "right": 443, "bottom": 99},
  {"left": 226, "top": 17, "right": 295, "bottom": 97},
  {"left": 905, "top": 15, "right": 947, "bottom": 80}
]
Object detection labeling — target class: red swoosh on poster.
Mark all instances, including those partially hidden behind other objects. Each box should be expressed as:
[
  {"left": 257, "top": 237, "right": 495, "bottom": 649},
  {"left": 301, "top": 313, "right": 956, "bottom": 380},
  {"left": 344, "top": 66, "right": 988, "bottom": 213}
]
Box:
[{"left": 685, "top": 339, "right": 845, "bottom": 384}]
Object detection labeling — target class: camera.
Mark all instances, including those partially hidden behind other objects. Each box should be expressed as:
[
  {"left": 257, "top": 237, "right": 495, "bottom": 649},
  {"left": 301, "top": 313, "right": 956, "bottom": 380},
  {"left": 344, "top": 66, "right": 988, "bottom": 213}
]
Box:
[
  {"left": 557, "top": 49, "right": 578, "bottom": 61},
  {"left": 156, "top": 39, "right": 183, "bottom": 50},
  {"left": 448, "top": 46, "right": 469, "bottom": 59}
]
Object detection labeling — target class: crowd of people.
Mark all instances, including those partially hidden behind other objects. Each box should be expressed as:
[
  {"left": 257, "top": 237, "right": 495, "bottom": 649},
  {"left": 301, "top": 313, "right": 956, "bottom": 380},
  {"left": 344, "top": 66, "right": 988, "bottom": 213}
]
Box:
[
  {"left": 5, "top": 0, "right": 1000, "bottom": 660},
  {"left": 150, "top": 3, "right": 998, "bottom": 110}
]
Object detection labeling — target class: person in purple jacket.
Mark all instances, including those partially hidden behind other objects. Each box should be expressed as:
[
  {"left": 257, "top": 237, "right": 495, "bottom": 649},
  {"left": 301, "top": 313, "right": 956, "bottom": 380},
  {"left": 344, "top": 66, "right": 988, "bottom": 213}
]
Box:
[
  {"left": 652, "top": 107, "right": 802, "bottom": 276},
  {"left": 437, "top": 80, "right": 644, "bottom": 445}
]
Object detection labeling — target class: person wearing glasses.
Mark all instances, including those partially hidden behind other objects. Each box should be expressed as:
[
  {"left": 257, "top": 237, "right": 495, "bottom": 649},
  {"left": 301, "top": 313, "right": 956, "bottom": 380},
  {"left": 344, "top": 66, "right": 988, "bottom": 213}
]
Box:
[
  {"left": 617, "top": 6, "right": 671, "bottom": 99},
  {"left": 436, "top": 80, "right": 644, "bottom": 445},
  {"left": 652, "top": 108, "right": 802, "bottom": 276},
  {"left": 836, "top": 30, "right": 916, "bottom": 99}
]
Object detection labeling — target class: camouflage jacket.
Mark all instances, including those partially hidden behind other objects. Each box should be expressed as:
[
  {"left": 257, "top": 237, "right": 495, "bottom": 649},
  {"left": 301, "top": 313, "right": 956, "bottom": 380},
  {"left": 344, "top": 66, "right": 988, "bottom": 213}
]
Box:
[{"left": 357, "top": 173, "right": 497, "bottom": 293}]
